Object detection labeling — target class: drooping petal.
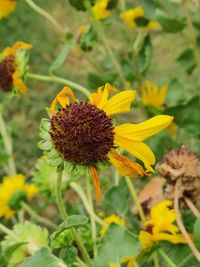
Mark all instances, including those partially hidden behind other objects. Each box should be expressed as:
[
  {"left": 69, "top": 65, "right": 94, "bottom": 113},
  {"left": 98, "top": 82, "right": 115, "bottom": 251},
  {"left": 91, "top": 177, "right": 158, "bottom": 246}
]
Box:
[
  {"left": 158, "top": 84, "right": 168, "bottom": 106},
  {"left": 154, "top": 233, "right": 187, "bottom": 244},
  {"left": 102, "top": 90, "right": 136, "bottom": 116},
  {"left": 3, "top": 41, "right": 32, "bottom": 58},
  {"left": 89, "top": 166, "right": 102, "bottom": 203},
  {"left": 139, "top": 231, "right": 153, "bottom": 250},
  {"left": 50, "top": 87, "right": 76, "bottom": 115},
  {"left": 108, "top": 149, "right": 146, "bottom": 178},
  {"left": 114, "top": 115, "right": 173, "bottom": 142},
  {"left": 12, "top": 71, "right": 28, "bottom": 95}
]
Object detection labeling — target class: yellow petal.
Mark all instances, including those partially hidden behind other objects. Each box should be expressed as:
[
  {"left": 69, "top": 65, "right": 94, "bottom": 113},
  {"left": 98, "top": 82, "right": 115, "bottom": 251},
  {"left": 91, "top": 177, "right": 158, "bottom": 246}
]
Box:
[
  {"left": 139, "top": 231, "right": 153, "bottom": 250},
  {"left": 154, "top": 233, "right": 187, "bottom": 244},
  {"left": 114, "top": 115, "right": 173, "bottom": 141},
  {"left": 3, "top": 41, "right": 32, "bottom": 58},
  {"left": 108, "top": 149, "right": 146, "bottom": 178},
  {"left": 102, "top": 90, "right": 136, "bottom": 116},
  {"left": 13, "top": 71, "right": 28, "bottom": 95},
  {"left": 114, "top": 136, "right": 155, "bottom": 172},
  {"left": 89, "top": 166, "right": 102, "bottom": 204},
  {"left": 50, "top": 87, "right": 76, "bottom": 115},
  {"left": 0, "top": 0, "right": 16, "bottom": 19}
]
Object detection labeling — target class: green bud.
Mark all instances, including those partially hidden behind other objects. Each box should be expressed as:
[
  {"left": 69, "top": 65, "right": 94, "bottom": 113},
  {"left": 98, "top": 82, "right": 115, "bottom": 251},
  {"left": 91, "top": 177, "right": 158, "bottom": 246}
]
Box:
[{"left": 8, "top": 190, "right": 27, "bottom": 210}]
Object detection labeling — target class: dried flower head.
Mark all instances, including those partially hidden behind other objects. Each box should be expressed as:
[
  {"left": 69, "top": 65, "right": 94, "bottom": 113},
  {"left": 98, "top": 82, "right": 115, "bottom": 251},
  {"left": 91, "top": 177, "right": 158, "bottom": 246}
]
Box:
[{"left": 157, "top": 146, "right": 200, "bottom": 202}]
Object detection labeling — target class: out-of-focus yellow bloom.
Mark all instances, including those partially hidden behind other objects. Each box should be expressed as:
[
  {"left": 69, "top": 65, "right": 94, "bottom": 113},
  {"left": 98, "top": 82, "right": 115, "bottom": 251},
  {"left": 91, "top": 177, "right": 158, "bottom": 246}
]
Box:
[
  {"left": 92, "top": 0, "right": 111, "bottom": 20},
  {"left": 139, "top": 200, "right": 187, "bottom": 249},
  {"left": 100, "top": 214, "right": 126, "bottom": 236},
  {"left": 0, "top": 42, "right": 32, "bottom": 94},
  {"left": 109, "top": 256, "right": 136, "bottom": 267},
  {"left": 0, "top": 174, "right": 38, "bottom": 219},
  {"left": 120, "top": 7, "right": 160, "bottom": 31},
  {"left": 167, "top": 122, "right": 178, "bottom": 137},
  {"left": 142, "top": 80, "right": 168, "bottom": 110},
  {"left": 0, "top": 0, "right": 16, "bottom": 19}
]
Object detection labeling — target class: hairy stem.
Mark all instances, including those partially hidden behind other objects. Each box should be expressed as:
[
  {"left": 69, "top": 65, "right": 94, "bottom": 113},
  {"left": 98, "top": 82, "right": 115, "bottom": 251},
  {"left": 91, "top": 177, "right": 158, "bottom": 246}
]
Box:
[
  {"left": 174, "top": 179, "right": 200, "bottom": 262},
  {"left": 0, "top": 111, "right": 16, "bottom": 176},
  {"left": 184, "top": 197, "right": 200, "bottom": 218},
  {"left": 125, "top": 176, "right": 146, "bottom": 224},
  {"left": 0, "top": 223, "right": 20, "bottom": 241},
  {"left": 27, "top": 73, "right": 90, "bottom": 97},
  {"left": 55, "top": 172, "right": 94, "bottom": 267},
  {"left": 24, "top": 0, "right": 66, "bottom": 34}
]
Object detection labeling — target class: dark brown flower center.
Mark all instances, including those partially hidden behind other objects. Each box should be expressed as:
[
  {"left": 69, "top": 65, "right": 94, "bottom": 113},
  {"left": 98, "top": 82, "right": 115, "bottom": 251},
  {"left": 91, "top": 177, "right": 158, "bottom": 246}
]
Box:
[
  {"left": 50, "top": 102, "right": 114, "bottom": 165},
  {"left": 0, "top": 55, "right": 16, "bottom": 92}
]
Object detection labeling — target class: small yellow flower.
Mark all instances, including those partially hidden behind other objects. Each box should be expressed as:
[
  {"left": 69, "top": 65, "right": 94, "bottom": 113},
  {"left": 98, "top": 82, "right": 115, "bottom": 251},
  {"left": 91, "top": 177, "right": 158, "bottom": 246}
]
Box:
[
  {"left": 92, "top": 0, "right": 111, "bottom": 20},
  {"left": 0, "top": 42, "right": 32, "bottom": 94},
  {"left": 139, "top": 200, "right": 187, "bottom": 249},
  {"left": 120, "top": 7, "right": 160, "bottom": 31},
  {"left": 0, "top": 0, "right": 16, "bottom": 19},
  {"left": 109, "top": 256, "right": 136, "bottom": 267},
  {"left": 100, "top": 214, "right": 126, "bottom": 236},
  {"left": 141, "top": 80, "right": 168, "bottom": 110},
  {"left": 0, "top": 174, "right": 38, "bottom": 219}
]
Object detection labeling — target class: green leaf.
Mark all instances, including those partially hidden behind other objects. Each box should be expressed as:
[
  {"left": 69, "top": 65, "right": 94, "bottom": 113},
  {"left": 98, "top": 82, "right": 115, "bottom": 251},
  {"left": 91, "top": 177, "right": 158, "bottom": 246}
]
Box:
[
  {"left": 101, "top": 179, "right": 129, "bottom": 215},
  {"left": 166, "top": 78, "right": 187, "bottom": 107},
  {"left": 138, "top": 34, "right": 152, "bottom": 74},
  {"left": 49, "top": 44, "right": 70, "bottom": 72},
  {"left": 156, "top": 9, "right": 186, "bottom": 33},
  {"left": 68, "top": 0, "right": 95, "bottom": 11},
  {"left": 95, "top": 224, "right": 141, "bottom": 267},
  {"left": 50, "top": 215, "right": 88, "bottom": 244},
  {"left": 21, "top": 247, "right": 57, "bottom": 267},
  {"left": 79, "top": 25, "right": 97, "bottom": 52},
  {"left": 59, "top": 246, "right": 78, "bottom": 265},
  {"left": 165, "top": 95, "right": 200, "bottom": 134},
  {"left": 37, "top": 140, "right": 52, "bottom": 151},
  {"left": 193, "top": 218, "right": 200, "bottom": 250},
  {"left": 176, "top": 49, "right": 196, "bottom": 75},
  {"left": 87, "top": 72, "right": 118, "bottom": 90}
]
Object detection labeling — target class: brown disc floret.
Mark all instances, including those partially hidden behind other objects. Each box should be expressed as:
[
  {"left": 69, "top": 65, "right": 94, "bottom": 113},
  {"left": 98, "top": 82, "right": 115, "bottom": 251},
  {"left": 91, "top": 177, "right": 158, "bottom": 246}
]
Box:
[{"left": 0, "top": 55, "right": 16, "bottom": 92}]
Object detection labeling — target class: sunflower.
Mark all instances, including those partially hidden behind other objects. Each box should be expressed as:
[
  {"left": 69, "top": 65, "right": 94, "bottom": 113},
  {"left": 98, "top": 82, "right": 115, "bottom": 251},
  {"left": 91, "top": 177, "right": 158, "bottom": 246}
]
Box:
[
  {"left": 92, "top": 0, "right": 111, "bottom": 20},
  {"left": 120, "top": 7, "right": 160, "bottom": 31},
  {"left": 0, "top": 174, "right": 38, "bottom": 219},
  {"left": 0, "top": 41, "right": 32, "bottom": 94},
  {"left": 0, "top": 0, "right": 16, "bottom": 19},
  {"left": 42, "top": 84, "right": 173, "bottom": 202}
]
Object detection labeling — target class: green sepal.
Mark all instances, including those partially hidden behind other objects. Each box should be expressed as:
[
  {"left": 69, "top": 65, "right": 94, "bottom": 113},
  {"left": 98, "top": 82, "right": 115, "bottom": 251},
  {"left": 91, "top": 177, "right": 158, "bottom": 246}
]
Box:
[{"left": 37, "top": 140, "right": 52, "bottom": 151}]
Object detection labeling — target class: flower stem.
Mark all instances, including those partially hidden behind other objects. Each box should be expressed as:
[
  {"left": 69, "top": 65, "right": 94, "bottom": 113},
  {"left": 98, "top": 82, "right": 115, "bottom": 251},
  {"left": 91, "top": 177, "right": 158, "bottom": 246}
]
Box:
[
  {"left": 24, "top": 0, "right": 66, "bottom": 34},
  {"left": 0, "top": 223, "right": 20, "bottom": 241},
  {"left": 125, "top": 176, "right": 146, "bottom": 224},
  {"left": 174, "top": 179, "right": 200, "bottom": 262},
  {"left": 55, "top": 171, "right": 94, "bottom": 267},
  {"left": 158, "top": 249, "right": 177, "bottom": 267},
  {"left": 0, "top": 111, "right": 16, "bottom": 176},
  {"left": 184, "top": 197, "right": 200, "bottom": 218},
  {"left": 86, "top": 176, "right": 98, "bottom": 257},
  {"left": 182, "top": 0, "right": 200, "bottom": 68},
  {"left": 70, "top": 182, "right": 105, "bottom": 225},
  {"left": 26, "top": 72, "right": 90, "bottom": 97},
  {"left": 21, "top": 202, "right": 57, "bottom": 229}
]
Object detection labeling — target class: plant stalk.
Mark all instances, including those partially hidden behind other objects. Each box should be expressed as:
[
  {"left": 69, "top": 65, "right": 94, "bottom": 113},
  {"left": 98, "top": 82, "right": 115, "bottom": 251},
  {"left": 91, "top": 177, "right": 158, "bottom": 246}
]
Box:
[
  {"left": 158, "top": 249, "right": 177, "bottom": 267},
  {"left": 184, "top": 197, "right": 200, "bottom": 218}
]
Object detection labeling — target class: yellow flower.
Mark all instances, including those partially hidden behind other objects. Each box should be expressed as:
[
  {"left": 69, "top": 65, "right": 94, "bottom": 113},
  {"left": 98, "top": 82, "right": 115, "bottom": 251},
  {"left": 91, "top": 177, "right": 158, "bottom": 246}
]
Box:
[
  {"left": 109, "top": 256, "right": 136, "bottom": 267},
  {"left": 49, "top": 83, "right": 173, "bottom": 201},
  {"left": 0, "top": 174, "right": 38, "bottom": 219},
  {"left": 100, "top": 214, "right": 126, "bottom": 236},
  {"left": 0, "top": 41, "right": 32, "bottom": 94},
  {"left": 0, "top": 0, "right": 16, "bottom": 19},
  {"left": 120, "top": 7, "right": 160, "bottom": 31},
  {"left": 141, "top": 80, "right": 168, "bottom": 110},
  {"left": 139, "top": 200, "right": 187, "bottom": 250},
  {"left": 92, "top": 0, "right": 111, "bottom": 20}
]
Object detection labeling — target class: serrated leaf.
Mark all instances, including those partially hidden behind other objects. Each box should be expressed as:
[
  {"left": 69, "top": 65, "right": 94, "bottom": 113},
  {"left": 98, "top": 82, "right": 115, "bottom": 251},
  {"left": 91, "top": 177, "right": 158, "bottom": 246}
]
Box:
[
  {"left": 95, "top": 224, "right": 141, "bottom": 267},
  {"left": 176, "top": 49, "right": 196, "bottom": 75},
  {"left": 21, "top": 247, "right": 57, "bottom": 267},
  {"left": 49, "top": 44, "right": 70, "bottom": 72},
  {"left": 156, "top": 9, "right": 186, "bottom": 33},
  {"left": 59, "top": 246, "right": 78, "bottom": 265},
  {"left": 50, "top": 215, "right": 88, "bottom": 243}
]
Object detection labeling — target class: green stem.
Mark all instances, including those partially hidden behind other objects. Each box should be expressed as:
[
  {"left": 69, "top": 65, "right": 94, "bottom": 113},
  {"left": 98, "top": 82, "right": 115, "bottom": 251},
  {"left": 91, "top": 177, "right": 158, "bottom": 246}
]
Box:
[
  {"left": 24, "top": 0, "right": 66, "bottom": 34},
  {"left": 70, "top": 182, "right": 105, "bottom": 225},
  {"left": 153, "top": 252, "right": 160, "bottom": 267},
  {"left": 55, "top": 172, "right": 94, "bottom": 267},
  {"left": 0, "top": 223, "right": 20, "bottom": 241},
  {"left": 26, "top": 73, "right": 90, "bottom": 98},
  {"left": 125, "top": 176, "right": 146, "bottom": 224},
  {"left": 85, "top": 2, "right": 126, "bottom": 85},
  {"left": 0, "top": 111, "right": 16, "bottom": 176},
  {"left": 158, "top": 249, "right": 177, "bottom": 267},
  {"left": 183, "top": 0, "right": 200, "bottom": 68},
  {"left": 86, "top": 176, "right": 98, "bottom": 257},
  {"left": 21, "top": 202, "right": 57, "bottom": 229}
]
